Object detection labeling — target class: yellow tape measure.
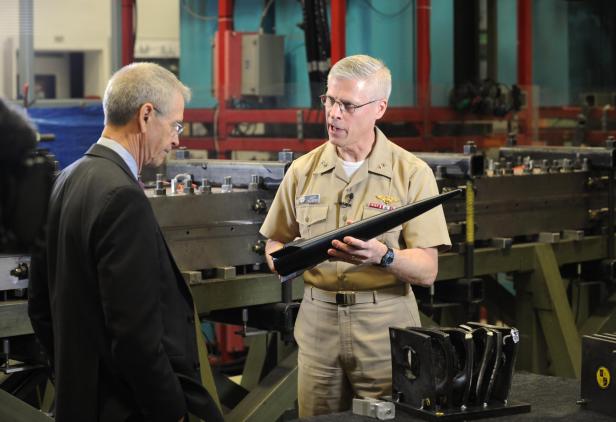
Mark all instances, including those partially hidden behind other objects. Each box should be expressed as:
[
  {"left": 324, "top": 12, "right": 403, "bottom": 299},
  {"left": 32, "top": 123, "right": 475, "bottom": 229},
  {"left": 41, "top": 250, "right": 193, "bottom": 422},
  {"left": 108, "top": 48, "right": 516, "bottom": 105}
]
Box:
[{"left": 596, "top": 366, "right": 611, "bottom": 389}]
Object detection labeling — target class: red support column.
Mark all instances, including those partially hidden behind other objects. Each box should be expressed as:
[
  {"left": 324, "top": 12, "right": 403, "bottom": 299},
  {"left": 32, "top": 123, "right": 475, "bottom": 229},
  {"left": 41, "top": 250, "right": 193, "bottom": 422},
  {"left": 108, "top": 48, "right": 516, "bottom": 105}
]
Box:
[
  {"left": 121, "top": 0, "right": 135, "bottom": 66},
  {"left": 331, "top": 0, "right": 346, "bottom": 65},
  {"left": 216, "top": 0, "right": 233, "bottom": 106},
  {"left": 517, "top": 0, "right": 533, "bottom": 143},
  {"left": 416, "top": 0, "right": 431, "bottom": 140},
  {"left": 517, "top": 0, "right": 532, "bottom": 87},
  {"left": 215, "top": 0, "right": 233, "bottom": 158}
]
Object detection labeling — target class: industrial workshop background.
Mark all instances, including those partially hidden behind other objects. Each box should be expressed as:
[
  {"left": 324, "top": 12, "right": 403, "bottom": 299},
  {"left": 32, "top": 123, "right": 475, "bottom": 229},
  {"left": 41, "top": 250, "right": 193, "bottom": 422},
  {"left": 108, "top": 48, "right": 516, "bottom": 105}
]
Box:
[
  {"left": 3, "top": 0, "right": 616, "bottom": 421},
  {"left": 3, "top": 0, "right": 616, "bottom": 161}
]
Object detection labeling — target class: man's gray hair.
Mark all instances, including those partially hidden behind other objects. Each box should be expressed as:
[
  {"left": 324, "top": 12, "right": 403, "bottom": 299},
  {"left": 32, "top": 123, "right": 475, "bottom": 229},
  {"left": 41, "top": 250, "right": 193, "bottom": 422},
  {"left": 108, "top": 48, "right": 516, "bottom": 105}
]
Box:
[
  {"left": 328, "top": 54, "right": 392, "bottom": 100},
  {"left": 103, "top": 62, "right": 191, "bottom": 126}
]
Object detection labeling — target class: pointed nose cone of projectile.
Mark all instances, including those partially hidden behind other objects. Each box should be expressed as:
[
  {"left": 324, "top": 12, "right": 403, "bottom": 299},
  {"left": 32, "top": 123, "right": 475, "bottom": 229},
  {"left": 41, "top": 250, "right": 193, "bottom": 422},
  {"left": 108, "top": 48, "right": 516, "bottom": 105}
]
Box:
[{"left": 270, "top": 189, "right": 462, "bottom": 279}]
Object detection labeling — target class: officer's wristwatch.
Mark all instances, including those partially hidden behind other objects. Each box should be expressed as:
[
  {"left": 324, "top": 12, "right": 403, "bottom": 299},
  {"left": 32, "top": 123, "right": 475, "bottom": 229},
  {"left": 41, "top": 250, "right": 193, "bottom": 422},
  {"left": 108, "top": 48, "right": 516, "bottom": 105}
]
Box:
[{"left": 377, "top": 247, "right": 395, "bottom": 267}]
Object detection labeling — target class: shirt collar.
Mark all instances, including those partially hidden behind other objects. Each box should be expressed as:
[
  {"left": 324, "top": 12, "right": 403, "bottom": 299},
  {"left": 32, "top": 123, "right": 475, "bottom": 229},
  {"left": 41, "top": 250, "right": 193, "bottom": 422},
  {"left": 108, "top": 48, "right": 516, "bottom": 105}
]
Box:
[
  {"left": 314, "top": 126, "right": 393, "bottom": 179},
  {"left": 96, "top": 136, "right": 139, "bottom": 181},
  {"left": 366, "top": 127, "right": 393, "bottom": 178}
]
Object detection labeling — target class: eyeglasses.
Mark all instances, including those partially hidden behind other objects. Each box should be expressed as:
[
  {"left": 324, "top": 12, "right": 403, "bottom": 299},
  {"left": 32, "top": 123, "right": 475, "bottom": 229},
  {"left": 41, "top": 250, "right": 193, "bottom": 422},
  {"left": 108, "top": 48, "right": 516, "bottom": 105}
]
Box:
[
  {"left": 172, "top": 121, "right": 184, "bottom": 136},
  {"left": 319, "top": 94, "right": 381, "bottom": 114},
  {"left": 153, "top": 106, "right": 184, "bottom": 136}
]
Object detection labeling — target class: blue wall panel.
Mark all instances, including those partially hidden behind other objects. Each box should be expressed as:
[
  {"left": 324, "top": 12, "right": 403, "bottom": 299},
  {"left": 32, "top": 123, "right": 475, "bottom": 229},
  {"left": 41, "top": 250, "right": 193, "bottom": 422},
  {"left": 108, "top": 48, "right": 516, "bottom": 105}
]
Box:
[
  {"left": 274, "top": 1, "right": 311, "bottom": 108},
  {"left": 534, "top": 0, "right": 569, "bottom": 105},
  {"left": 346, "top": 0, "right": 415, "bottom": 106},
  {"left": 497, "top": 0, "right": 517, "bottom": 86},
  {"left": 430, "top": 0, "right": 453, "bottom": 106},
  {"left": 179, "top": 0, "right": 218, "bottom": 108}
]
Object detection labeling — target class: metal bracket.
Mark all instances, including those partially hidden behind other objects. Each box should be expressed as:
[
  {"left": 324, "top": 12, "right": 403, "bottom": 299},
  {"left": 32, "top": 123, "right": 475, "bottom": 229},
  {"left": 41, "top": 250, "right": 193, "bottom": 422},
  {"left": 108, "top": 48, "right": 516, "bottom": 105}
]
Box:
[
  {"left": 538, "top": 232, "right": 561, "bottom": 243},
  {"left": 562, "top": 230, "right": 584, "bottom": 241},
  {"left": 490, "top": 237, "right": 513, "bottom": 250}
]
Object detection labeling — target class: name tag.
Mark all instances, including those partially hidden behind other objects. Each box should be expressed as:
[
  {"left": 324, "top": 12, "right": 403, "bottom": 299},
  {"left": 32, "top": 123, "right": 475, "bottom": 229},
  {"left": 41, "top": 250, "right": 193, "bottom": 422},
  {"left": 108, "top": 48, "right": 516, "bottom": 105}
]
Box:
[{"left": 298, "top": 194, "right": 320, "bottom": 205}]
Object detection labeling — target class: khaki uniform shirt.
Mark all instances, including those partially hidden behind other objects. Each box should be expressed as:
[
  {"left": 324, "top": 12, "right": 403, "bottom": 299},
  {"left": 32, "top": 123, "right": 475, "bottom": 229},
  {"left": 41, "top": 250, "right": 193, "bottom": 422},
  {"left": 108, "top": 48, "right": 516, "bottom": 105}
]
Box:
[{"left": 260, "top": 127, "right": 451, "bottom": 291}]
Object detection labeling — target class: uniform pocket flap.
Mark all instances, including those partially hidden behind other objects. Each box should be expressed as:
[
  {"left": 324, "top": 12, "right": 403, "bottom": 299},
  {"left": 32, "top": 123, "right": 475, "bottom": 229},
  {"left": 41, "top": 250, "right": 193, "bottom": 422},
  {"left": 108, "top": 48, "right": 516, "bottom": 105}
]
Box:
[{"left": 296, "top": 205, "right": 329, "bottom": 226}]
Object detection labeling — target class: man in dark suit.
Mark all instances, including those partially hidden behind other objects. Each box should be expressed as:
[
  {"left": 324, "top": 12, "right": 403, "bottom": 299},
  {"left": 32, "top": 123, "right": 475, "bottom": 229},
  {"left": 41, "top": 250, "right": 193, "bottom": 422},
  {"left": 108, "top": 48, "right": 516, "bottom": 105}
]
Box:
[{"left": 28, "top": 63, "right": 222, "bottom": 422}]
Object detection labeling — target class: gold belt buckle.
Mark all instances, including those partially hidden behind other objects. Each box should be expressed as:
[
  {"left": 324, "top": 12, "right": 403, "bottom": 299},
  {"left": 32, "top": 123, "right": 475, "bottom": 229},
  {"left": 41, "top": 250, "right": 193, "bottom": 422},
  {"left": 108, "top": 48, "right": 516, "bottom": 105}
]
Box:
[{"left": 336, "top": 291, "right": 356, "bottom": 306}]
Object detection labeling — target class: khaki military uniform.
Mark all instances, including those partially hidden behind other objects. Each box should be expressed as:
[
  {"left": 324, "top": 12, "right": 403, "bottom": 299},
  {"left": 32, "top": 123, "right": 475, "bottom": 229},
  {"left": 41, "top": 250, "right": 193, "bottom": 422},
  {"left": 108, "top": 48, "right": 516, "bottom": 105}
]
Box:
[{"left": 260, "top": 127, "right": 451, "bottom": 416}]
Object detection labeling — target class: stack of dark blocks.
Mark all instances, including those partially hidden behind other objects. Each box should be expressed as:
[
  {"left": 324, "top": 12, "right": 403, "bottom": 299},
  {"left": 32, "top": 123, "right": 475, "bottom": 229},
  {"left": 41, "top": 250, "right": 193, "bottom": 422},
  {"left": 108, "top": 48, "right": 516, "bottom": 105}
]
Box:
[{"left": 388, "top": 322, "right": 531, "bottom": 421}]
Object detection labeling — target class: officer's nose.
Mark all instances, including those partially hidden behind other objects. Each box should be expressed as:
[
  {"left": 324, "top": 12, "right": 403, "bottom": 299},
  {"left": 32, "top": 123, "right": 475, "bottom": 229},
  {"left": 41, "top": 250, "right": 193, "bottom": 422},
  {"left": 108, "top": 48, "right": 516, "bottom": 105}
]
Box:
[{"left": 329, "top": 101, "right": 344, "bottom": 119}]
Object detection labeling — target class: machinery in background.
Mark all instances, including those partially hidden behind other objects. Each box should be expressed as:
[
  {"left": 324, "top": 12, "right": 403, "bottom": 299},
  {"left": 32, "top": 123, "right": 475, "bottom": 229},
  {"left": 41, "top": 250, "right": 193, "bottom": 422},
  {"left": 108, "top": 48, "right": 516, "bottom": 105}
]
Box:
[
  {"left": 147, "top": 149, "right": 290, "bottom": 275},
  {"left": 142, "top": 151, "right": 301, "bottom": 420},
  {"left": 431, "top": 142, "right": 616, "bottom": 385},
  {"left": 0, "top": 129, "right": 56, "bottom": 418},
  {"left": 153, "top": 141, "right": 616, "bottom": 378},
  {"left": 4, "top": 142, "right": 616, "bottom": 420}
]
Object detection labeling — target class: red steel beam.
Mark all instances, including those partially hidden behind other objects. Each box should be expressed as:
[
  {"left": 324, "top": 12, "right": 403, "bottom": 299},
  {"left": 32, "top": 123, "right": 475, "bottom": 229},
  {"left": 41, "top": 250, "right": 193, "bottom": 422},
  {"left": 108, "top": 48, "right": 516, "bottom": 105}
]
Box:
[
  {"left": 540, "top": 106, "right": 616, "bottom": 120},
  {"left": 216, "top": 0, "right": 233, "bottom": 106},
  {"left": 517, "top": 0, "right": 532, "bottom": 86},
  {"left": 180, "top": 137, "right": 326, "bottom": 153},
  {"left": 213, "top": 0, "right": 234, "bottom": 156},
  {"left": 219, "top": 109, "right": 324, "bottom": 124},
  {"left": 179, "top": 135, "right": 508, "bottom": 154},
  {"left": 121, "top": 0, "right": 135, "bottom": 66},
  {"left": 184, "top": 107, "right": 524, "bottom": 125},
  {"left": 184, "top": 108, "right": 216, "bottom": 122},
  {"left": 331, "top": 0, "right": 346, "bottom": 65},
  {"left": 416, "top": 0, "right": 431, "bottom": 141}
]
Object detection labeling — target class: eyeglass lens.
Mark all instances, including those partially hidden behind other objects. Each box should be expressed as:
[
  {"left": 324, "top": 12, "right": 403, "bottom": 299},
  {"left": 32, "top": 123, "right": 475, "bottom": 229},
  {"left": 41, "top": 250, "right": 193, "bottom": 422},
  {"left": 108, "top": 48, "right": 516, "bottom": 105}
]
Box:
[{"left": 321, "top": 95, "right": 350, "bottom": 113}]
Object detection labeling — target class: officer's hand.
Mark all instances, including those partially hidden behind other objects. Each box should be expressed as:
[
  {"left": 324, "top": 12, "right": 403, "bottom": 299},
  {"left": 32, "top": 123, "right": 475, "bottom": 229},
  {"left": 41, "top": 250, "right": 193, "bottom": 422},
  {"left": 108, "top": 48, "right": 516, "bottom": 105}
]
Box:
[
  {"left": 264, "top": 239, "right": 285, "bottom": 273},
  {"left": 328, "top": 235, "right": 388, "bottom": 266}
]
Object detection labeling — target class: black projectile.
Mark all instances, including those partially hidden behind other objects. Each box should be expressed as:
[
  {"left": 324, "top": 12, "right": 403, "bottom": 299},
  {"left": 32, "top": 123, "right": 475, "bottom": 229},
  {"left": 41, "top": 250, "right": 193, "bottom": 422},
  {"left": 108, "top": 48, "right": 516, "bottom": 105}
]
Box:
[{"left": 271, "top": 189, "right": 462, "bottom": 281}]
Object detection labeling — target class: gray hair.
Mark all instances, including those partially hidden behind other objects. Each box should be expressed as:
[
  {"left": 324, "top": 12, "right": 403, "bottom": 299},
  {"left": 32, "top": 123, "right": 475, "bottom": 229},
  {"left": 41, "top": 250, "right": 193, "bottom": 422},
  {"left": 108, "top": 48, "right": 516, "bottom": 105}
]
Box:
[
  {"left": 328, "top": 54, "right": 392, "bottom": 100},
  {"left": 103, "top": 62, "right": 191, "bottom": 126}
]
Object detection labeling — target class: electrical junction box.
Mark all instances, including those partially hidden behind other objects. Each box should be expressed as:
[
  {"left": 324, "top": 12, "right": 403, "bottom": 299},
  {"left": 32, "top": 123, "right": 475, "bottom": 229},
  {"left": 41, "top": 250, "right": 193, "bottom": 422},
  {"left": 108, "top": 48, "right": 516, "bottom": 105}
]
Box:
[
  {"left": 240, "top": 33, "right": 285, "bottom": 97},
  {"left": 214, "top": 32, "right": 285, "bottom": 100}
]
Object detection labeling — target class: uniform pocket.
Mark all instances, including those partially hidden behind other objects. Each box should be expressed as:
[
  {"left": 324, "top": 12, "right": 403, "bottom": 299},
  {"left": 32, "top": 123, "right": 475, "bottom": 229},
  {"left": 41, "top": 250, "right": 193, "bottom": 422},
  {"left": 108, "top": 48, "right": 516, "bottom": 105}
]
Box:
[{"left": 296, "top": 205, "right": 329, "bottom": 238}]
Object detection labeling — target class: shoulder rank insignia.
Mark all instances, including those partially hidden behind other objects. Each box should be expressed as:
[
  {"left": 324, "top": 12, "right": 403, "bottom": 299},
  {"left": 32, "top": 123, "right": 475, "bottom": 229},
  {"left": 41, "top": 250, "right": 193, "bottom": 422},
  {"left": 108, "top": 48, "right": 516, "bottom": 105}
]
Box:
[{"left": 376, "top": 194, "right": 398, "bottom": 205}]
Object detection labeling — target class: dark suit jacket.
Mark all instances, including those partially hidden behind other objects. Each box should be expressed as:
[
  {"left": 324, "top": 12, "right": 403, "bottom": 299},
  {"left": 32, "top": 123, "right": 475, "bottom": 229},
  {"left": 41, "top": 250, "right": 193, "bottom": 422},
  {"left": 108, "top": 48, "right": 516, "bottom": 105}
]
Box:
[{"left": 28, "top": 144, "right": 222, "bottom": 422}]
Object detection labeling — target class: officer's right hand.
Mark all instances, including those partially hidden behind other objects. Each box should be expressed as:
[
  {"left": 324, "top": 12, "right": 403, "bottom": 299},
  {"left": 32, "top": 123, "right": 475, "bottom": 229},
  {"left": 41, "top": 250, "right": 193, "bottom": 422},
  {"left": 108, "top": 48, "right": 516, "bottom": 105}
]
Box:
[{"left": 264, "top": 239, "right": 285, "bottom": 273}]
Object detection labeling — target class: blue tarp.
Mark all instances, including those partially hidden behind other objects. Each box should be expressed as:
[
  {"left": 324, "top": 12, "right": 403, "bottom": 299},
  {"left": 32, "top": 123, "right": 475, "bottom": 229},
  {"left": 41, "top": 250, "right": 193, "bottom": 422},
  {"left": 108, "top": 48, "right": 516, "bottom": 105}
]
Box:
[{"left": 27, "top": 104, "right": 104, "bottom": 170}]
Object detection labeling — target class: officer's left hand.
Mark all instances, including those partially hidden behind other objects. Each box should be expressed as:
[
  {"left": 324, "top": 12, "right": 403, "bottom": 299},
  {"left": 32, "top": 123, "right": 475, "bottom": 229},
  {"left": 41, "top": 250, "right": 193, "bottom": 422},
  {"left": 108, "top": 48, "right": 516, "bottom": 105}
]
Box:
[{"left": 327, "top": 220, "right": 388, "bottom": 265}]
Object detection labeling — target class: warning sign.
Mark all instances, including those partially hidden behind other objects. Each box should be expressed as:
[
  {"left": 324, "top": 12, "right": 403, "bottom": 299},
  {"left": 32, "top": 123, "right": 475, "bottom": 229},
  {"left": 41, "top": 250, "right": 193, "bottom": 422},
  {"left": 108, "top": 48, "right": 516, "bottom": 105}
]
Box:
[{"left": 596, "top": 366, "right": 611, "bottom": 389}]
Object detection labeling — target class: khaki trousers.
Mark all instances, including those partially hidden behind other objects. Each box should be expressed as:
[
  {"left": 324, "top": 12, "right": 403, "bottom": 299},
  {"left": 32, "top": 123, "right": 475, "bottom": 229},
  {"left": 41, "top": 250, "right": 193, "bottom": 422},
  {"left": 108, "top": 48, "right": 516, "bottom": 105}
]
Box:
[{"left": 294, "top": 286, "right": 421, "bottom": 417}]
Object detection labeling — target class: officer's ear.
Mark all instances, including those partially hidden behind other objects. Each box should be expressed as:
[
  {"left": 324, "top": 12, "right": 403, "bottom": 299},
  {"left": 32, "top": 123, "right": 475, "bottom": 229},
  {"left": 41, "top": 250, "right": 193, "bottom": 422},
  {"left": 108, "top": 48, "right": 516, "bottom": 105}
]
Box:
[
  {"left": 138, "top": 103, "right": 154, "bottom": 133},
  {"left": 375, "top": 99, "right": 388, "bottom": 120}
]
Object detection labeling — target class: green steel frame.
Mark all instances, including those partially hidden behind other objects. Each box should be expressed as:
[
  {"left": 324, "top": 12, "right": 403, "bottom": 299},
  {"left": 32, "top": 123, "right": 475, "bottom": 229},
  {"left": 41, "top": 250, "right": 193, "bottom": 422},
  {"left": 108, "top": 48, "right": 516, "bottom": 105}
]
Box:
[{"left": 2, "top": 235, "right": 616, "bottom": 421}]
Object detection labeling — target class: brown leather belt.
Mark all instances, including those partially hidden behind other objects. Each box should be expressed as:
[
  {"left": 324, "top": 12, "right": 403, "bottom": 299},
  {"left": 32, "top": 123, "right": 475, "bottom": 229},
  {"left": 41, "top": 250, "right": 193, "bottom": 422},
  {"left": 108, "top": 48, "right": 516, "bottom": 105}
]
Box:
[{"left": 307, "top": 284, "right": 408, "bottom": 306}]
